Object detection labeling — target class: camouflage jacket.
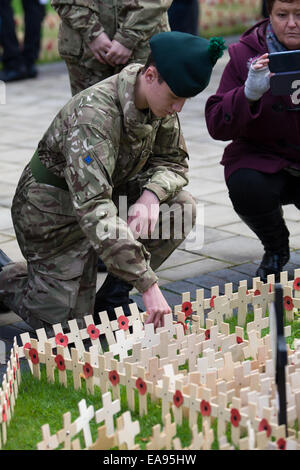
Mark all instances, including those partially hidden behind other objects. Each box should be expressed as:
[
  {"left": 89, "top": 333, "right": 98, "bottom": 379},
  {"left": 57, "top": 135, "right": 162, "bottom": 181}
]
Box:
[
  {"left": 36, "top": 64, "right": 189, "bottom": 292},
  {"left": 51, "top": 0, "right": 171, "bottom": 64}
]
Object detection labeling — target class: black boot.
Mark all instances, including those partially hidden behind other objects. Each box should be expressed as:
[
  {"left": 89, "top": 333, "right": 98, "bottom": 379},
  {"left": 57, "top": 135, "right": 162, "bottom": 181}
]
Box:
[
  {"left": 94, "top": 274, "right": 133, "bottom": 321},
  {"left": 238, "top": 208, "right": 290, "bottom": 282},
  {"left": 0, "top": 249, "right": 12, "bottom": 313}
]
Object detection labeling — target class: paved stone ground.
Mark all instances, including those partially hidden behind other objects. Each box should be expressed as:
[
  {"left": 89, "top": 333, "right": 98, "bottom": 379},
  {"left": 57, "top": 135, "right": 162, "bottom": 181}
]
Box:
[{"left": 1, "top": 37, "right": 300, "bottom": 377}]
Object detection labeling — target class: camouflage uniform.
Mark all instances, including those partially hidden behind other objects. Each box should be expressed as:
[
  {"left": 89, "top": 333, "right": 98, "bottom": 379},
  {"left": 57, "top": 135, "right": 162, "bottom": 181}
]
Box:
[
  {"left": 0, "top": 64, "right": 196, "bottom": 330},
  {"left": 51, "top": 0, "right": 171, "bottom": 95}
]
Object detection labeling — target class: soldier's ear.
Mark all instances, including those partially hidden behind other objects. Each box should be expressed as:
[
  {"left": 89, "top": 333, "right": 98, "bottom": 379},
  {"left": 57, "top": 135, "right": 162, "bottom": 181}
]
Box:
[{"left": 144, "top": 66, "right": 158, "bottom": 84}]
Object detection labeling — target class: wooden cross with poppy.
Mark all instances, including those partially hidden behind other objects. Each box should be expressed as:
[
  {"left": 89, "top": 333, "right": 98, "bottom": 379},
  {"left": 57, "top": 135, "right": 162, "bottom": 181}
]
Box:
[
  {"left": 135, "top": 365, "right": 153, "bottom": 417},
  {"left": 251, "top": 281, "right": 272, "bottom": 317},
  {"left": 52, "top": 324, "right": 71, "bottom": 360}
]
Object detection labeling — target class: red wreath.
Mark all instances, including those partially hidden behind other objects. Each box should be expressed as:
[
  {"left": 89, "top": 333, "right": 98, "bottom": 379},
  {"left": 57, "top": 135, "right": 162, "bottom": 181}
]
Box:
[
  {"left": 87, "top": 324, "right": 100, "bottom": 340},
  {"left": 173, "top": 390, "right": 184, "bottom": 408},
  {"left": 109, "top": 370, "right": 120, "bottom": 386},
  {"left": 29, "top": 348, "right": 39, "bottom": 365},
  {"left": 118, "top": 315, "right": 129, "bottom": 331},
  {"left": 181, "top": 301, "right": 193, "bottom": 317},
  {"left": 136, "top": 377, "right": 147, "bottom": 395},
  {"left": 83, "top": 362, "right": 93, "bottom": 379},
  {"left": 55, "top": 354, "right": 66, "bottom": 371},
  {"left": 55, "top": 333, "right": 69, "bottom": 347},
  {"left": 200, "top": 399, "right": 211, "bottom": 417},
  {"left": 258, "top": 418, "right": 271, "bottom": 437},
  {"left": 230, "top": 408, "right": 241, "bottom": 427}
]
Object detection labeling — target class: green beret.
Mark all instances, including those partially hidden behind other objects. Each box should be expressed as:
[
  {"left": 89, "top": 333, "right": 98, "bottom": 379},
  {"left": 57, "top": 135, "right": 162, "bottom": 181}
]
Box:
[{"left": 149, "top": 32, "right": 226, "bottom": 98}]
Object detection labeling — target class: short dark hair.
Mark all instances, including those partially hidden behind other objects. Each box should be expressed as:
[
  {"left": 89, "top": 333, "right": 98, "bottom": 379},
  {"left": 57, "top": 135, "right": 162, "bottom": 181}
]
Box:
[
  {"left": 141, "top": 52, "right": 164, "bottom": 84},
  {"left": 267, "top": 0, "right": 296, "bottom": 14}
]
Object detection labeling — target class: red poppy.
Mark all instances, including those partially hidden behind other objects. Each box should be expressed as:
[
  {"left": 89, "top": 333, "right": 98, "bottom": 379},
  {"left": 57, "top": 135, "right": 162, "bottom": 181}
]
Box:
[
  {"left": 277, "top": 438, "right": 286, "bottom": 450},
  {"left": 284, "top": 296, "right": 294, "bottom": 311},
  {"left": 181, "top": 301, "right": 193, "bottom": 317},
  {"left": 269, "top": 284, "right": 272, "bottom": 293},
  {"left": 136, "top": 377, "right": 147, "bottom": 395},
  {"left": 210, "top": 295, "right": 216, "bottom": 308},
  {"left": 230, "top": 408, "right": 241, "bottom": 427},
  {"left": 258, "top": 418, "right": 271, "bottom": 437},
  {"left": 236, "top": 336, "right": 243, "bottom": 344},
  {"left": 24, "top": 343, "right": 31, "bottom": 350},
  {"left": 5, "top": 393, "right": 9, "bottom": 408},
  {"left": 9, "top": 381, "right": 12, "bottom": 394},
  {"left": 109, "top": 370, "right": 120, "bottom": 386},
  {"left": 87, "top": 324, "right": 100, "bottom": 340},
  {"left": 118, "top": 315, "right": 129, "bottom": 331},
  {"left": 83, "top": 362, "right": 93, "bottom": 379},
  {"left": 13, "top": 367, "right": 16, "bottom": 380},
  {"left": 29, "top": 348, "right": 39, "bottom": 365},
  {"left": 55, "top": 354, "right": 66, "bottom": 371},
  {"left": 254, "top": 289, "right": 261, "bottom": 296},
  {"left": 200, "top": 399, "right": 211, "bottom": 417},
  {"left": 2, "top": 405, "right": 7, "bottom": 423},
  {"left": 55, "top": 333, "right": 69, "bottom": 347},
  {"left": 205, "top": 329, "right": 210, "bottom": 340},
  {"left": 173, "top": 390, "right": 183, "bottom": 408},
  {"left": 16, "top": 353, "right": 20, "bottom": 370},
  {"left": 294, "top": 277, "right": 300, "bottom": 291}
]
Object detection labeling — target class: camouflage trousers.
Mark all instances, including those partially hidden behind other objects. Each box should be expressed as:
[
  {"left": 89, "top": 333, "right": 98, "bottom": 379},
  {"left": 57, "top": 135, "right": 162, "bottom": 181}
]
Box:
[{"left": 0, "top": 165, "right": 196, "bottom": 330}]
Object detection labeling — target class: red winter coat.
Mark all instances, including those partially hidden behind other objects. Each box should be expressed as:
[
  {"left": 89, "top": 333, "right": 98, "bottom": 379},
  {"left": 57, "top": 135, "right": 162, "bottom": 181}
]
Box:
[{"left": 205, "top": 19, "right": 300, "bottom": 182}]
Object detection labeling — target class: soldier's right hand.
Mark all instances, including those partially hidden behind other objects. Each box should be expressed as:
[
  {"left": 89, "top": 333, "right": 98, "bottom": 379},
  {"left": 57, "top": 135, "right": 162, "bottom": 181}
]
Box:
[
  {"left": 143, "top": 283, "right": 172, "bottom": 330},
  {"left": 88, "top": 32, "right": 112, "bottom": 64}
]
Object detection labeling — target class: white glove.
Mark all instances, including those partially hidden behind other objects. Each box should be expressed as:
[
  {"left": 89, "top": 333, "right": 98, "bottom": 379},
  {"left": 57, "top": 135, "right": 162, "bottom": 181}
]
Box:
[{"left": 244, "top": 60, "right": 270, "bottom": 102}]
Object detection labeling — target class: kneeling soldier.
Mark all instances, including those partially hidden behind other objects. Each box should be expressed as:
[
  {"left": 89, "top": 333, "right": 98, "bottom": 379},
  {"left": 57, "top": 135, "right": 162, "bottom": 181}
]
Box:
[{"left": 0, "top": 32, "right": 225, "bottom": 331}]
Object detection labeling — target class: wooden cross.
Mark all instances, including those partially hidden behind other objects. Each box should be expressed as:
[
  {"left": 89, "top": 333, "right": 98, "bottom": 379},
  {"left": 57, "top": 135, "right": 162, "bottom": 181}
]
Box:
[
  {"left": 67, "top": 319, "right": 86, "bottom": 358},
  {"left": 37, "top": 424, "right": 59, "bottom": 450},
  {"left": 211, "top": 392, "right": 228, "bottom": 440},
  {"left": 163, "top": 413, "right": 176, "bottom": 449},
  {"left": 116, "top": 411, "right": 140, "bottom": 450},
  {"left": 99, "top": 310, "right": 116, "bottom": 346},
  {"left": 52, "top": 323, "right": 71, "bottom": 360},
  {"left": 43, "top": 341, "right": 56, "bottom": 384},
  {"left": 83, "top": 314, "right": 103, "bottom": 354},
  {"left": 95, "top": 391, "right": 120, "bottom": 435},
  {"left": 247, "top": 307, "right": 269, "bottom": 336},
  {"left": 140, "top": 323, "right": 160, "bottom": 349},
  {"left": 82, "top": 351, "right": 95, "bottom": 394},
  {"left": 252, "top": 281, "right": 272, "bottom": 316},
  {"left": 187, "top": 382, "right": 201, "bottom": 427},
  {"left": 156, "top": 313, "right": 176, "bottom": 339},
  {"left": 74, "top": 399, "right": 95, "bottom": 449},
  {"left": 56, "top": 345, "right": 68, "bottom": 387},
  {"left": 24, "top": 338, "right": 41, "bottom": 380},
  {"left": 109, "top": 329, "right": 134, "bottom": 362},
  {"left": 146, "top": 423, "right": 167, "bottom": 450},
  {"left": 155, "top": 375, "right": 171, "bottom": 419},
  {"left": 136, "top": 365, "right": 153, "bottom": 417},
  {"left": 89, "top": 425, "right": 117, "bottom": 450},
  {"left": 230, "top": 285, "right": 252, "bottom": 326},
  {"left": 70, "top": 347, "right": 82, "bottom": 390},
  {"left": 189, "top": 424, "right": 203, "bottom": 450},
  {"left": 57, "top": 411, "right": 77, "bottom": 450}
]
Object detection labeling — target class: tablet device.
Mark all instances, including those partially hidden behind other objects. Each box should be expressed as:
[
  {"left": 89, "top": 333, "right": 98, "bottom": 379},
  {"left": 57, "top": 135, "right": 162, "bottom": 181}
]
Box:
[
  {"left": 270, "top": 70, "right": 300, "bottom": 95},
  {"left": 269, "top": 50, "right": 300, "bottom": 73}
]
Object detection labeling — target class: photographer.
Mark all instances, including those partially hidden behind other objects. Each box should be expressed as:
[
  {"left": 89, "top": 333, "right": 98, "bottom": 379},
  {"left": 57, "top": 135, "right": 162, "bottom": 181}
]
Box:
[{"left": 205, "top": 0, "right": 300, "bottom": 282}]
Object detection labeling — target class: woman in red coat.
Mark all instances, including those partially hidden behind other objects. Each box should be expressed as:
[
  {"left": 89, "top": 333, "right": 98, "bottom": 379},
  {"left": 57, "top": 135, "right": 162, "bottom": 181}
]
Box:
[{"left": 205, "top": 0, "right": 300, "bottom": 282}]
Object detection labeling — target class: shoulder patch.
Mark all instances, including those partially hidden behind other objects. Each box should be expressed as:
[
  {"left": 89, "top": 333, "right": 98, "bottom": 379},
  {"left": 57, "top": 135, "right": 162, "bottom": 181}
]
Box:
[{"left": 83, "top": 154, "right": 93, "bottom": 165}]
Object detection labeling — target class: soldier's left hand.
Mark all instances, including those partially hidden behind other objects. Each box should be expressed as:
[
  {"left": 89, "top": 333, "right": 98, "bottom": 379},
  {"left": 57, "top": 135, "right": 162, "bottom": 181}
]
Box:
[
  {"left": 127, "top": 189, "right": 160, "bottom": 239},
  {"left": 105, "top": 40, "right": 132, "bottom": 66}
]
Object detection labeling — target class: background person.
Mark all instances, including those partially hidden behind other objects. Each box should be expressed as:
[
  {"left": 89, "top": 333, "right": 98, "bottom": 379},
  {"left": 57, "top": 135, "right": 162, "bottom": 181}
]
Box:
[
  {"left": 205, "top": 0, "right": 300, "bottom": 282},
  {"left": 51, "top": 0, "right": 172, "bottom": 97},
  {"left": 168, "top": 0, "right": 200, "bottom": 36},
  {"left": 0, "top": 0, "right": 46, "bottom": 82}
]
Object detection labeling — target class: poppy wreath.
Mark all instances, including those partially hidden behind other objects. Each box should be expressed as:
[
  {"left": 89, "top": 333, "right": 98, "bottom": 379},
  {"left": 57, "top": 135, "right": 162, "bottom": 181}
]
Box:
[
  {"left": 173, "top": 390, "right": 184, "bottom": 408},
  {"left": 277, "top": 438, "right": 286, "bottom": 450},
  {"left": 29, "top": 348, "right": 39, "bottom": 365},
  {"left": 200, "top": 399, "right": 211, "bottom": 417},
  {"left": 83, "top": 362, "right": 93, "bottom": 379},
  {"left": 136, "top": 377, "right": 147, "bottom": 395},
  {"left": 118, "top": 315, "right": 129, "bottom": 331},
  {"left": 293, "top": 277, "right": 300, "bottom": 291},
  {"left": 230, "top": 408, "right": 241, "bottom": 427},
  {"left": 181, "top": 301, "right": 193, "bottom": 317},
  {"left": 87, "top": 324, "right": 100, "bottom": 340},
  {"left": 210, "top": 295, "right": 216, "bottom": 308},
  {"left": 258, "top": 418, "right": 271, "bottom": 437},
  {"left": 283, "top": 296, "right": 294, "bottom": 312},
  {"left": 55, "top": 332, "right": 69, "bottom": 347},
  {"left": 55, "top": 354, "right": 66, "bottom": 371},
  {"left": 109, "top": 370, "right": 120, "bottom": 386}
]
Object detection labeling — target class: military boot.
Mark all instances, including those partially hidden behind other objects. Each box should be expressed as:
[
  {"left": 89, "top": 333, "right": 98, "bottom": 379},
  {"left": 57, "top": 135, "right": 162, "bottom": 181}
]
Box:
[
  {"left": 0, "top": 249, "right": 13, "bottom": 313},
  {"left": 238, "top": 207, "right": 290, "bottom": 283},
  {"left": 94, "top": 274, "right": 133, "bottom": 321}
]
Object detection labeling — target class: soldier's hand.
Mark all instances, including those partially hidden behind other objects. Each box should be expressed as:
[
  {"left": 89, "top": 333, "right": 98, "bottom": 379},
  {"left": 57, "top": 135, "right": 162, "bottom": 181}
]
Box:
[
  {"left": 143, "top": 283, "right": 172, "bottom": 329},
  {"left": 88, "top": 32, "right": 112, "bottom": 64},
  {"left": 105, "top": 40, "right": 132, "bottom": 66},
  {"left": 127, "top": 189, "right": 160, "bottom": 239}
]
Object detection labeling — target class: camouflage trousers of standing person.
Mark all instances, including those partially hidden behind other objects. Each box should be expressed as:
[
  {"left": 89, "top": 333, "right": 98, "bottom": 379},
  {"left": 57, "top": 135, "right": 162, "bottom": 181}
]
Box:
[{"left": 0, "top": 164, "right": 196, "bottom": 331}]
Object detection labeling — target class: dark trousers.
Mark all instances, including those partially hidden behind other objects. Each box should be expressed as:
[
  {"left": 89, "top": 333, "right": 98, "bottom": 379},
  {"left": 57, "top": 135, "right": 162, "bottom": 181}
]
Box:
[
  {"left": 0, "top": 0, "right": 45, "bottom": 71},
  {"left": 168, "top": 0, "right": 199, "bottom": 36},
  {"left": 227, "top": 168, "right": 300, "bottom": 216}
]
